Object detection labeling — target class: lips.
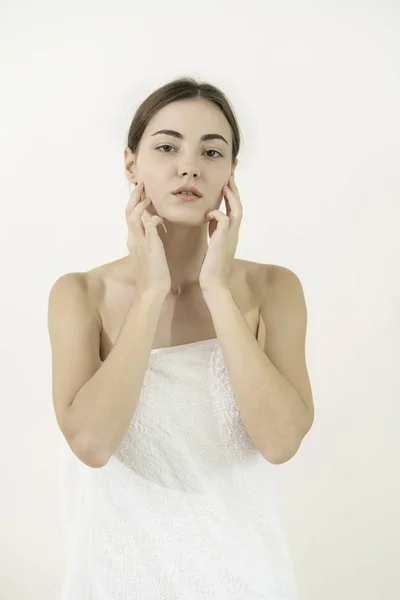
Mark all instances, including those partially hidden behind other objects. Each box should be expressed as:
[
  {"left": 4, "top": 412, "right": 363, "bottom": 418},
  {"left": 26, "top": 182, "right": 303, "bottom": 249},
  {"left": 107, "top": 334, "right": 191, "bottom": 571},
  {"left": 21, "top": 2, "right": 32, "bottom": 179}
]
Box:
[
  {"left": 173, "top": 192, "right": 200, "bottom": 201},
  {"left": 172, "top": 186, "right": 202, "bottom": 197},
  {"left": 173, "top": 192, "right": 199, "bottom": 197}
]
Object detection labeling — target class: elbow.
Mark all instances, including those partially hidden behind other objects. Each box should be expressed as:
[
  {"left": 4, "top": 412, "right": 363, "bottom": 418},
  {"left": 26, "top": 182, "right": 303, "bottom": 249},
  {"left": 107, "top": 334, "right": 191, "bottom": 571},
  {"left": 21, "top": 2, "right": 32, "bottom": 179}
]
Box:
[
  {"left": 84, "top": 451, "right": 109, "bottom": 469},
  {"left": 262, "top": 435, "right": 303, "bottom": 465},
  {"left": 265, "top": 449, "right": 298, "bottom": 465},
  {"left": 267, "top": 412, "right": 314, "bottom": 464},
  {"left": 73, "top": 436, "right": 110, "bottom": 469},
  {"left": 85, "top": 444, "right": 111, "bottom": 469}
]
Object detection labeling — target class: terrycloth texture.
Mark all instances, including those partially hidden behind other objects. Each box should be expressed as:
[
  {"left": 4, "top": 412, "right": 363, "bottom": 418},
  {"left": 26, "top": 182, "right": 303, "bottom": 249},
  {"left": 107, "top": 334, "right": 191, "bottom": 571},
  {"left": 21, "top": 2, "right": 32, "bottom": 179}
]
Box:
[{"left": 59, "top": 338, "right": 298, "bottom": 599}]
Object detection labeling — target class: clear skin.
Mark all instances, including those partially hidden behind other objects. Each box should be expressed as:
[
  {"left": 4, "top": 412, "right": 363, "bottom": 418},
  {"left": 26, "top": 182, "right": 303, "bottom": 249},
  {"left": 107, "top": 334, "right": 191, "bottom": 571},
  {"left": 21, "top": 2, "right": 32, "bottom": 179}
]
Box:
[{"left": 124, "top": 98, "right": 238, "bottom": 296}]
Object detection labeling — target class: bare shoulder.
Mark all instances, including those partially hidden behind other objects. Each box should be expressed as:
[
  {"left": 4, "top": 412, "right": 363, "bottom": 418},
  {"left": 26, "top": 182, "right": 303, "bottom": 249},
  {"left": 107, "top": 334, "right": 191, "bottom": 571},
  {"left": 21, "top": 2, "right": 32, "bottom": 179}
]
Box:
[
  {"left": 85, "top": 256, "right": 260, "bottom": 299},
  {"left": 56, "top": 264, "right": 106, "bottom": 333},
  {"left": 50, "top": 269, "right": 96, "bottom": 301},
  {"left": 245, "top": 261, "right": 306, "bottom": 332},
  {"left": 241, "top": 259, "right": 285, "bottom": 300},
  {"left": 50, "top": 269, "right": 103, "bottom": 332},
  {"left": 257, "top": 263, "right": 308, "bottom": 338},
  {"left": 258, "top": 262, "right": 302, "bottom": 297},
  {"left": 73, "top": 256, "right": 291, "bottom": 315},
  {"left": 80, "top": 256, "right": 127, "bottom": 307}
]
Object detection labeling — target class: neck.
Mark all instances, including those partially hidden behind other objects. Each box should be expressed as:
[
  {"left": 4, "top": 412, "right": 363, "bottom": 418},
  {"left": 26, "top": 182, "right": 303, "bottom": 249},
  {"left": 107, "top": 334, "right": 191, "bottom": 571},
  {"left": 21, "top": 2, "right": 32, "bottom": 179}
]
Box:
[{"left": 158, "top": 222, "right": 209, "bottom": 294}]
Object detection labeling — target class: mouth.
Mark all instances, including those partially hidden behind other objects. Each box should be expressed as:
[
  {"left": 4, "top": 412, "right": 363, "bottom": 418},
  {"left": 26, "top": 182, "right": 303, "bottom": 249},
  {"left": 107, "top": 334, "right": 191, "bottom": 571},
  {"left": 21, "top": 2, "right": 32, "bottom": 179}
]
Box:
[{"left": 172, "top": 192, "right": 201, "bottom": 201}]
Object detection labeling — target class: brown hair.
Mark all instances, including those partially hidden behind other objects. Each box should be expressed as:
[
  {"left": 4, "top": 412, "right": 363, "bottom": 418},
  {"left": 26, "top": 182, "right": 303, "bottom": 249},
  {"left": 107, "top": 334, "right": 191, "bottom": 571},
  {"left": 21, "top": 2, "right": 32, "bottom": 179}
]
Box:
[{"left": 126, "top": 77, "right": 242, "bottom": 166}]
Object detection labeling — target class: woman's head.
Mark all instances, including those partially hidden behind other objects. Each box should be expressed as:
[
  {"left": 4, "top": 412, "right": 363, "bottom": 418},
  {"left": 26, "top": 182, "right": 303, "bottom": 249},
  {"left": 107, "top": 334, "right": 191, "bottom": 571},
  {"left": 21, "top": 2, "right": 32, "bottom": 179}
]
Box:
[{"left": 124, "top": 77, "right": 242, "bottom": 223}]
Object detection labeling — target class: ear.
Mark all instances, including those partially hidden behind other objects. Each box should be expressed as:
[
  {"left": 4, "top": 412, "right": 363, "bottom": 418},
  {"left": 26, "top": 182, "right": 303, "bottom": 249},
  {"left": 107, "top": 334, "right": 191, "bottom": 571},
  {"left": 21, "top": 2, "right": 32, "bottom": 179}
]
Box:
[{"left": 124, "top": 146, "right": 137, "bottom": 183}]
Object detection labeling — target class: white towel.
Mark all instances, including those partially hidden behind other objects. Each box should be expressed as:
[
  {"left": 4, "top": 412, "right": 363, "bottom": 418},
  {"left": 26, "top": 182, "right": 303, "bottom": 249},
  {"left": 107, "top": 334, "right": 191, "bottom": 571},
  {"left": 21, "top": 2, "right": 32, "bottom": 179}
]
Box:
[{"left": 59, "top": 338, "right": 298, "bottom": 599}]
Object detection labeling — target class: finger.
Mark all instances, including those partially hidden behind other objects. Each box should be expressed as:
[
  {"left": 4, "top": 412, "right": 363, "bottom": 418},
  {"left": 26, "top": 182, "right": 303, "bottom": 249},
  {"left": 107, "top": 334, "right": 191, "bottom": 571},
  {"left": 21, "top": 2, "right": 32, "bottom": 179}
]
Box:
[
  {"left": 229, "top": 174, "right": 239, "bottom": 193},
  {"left": 127, "top": 194, "right": 151, "bottom": 236},
  {"left": 206, "top": 210, "right": 229, "bottom": 225},
  {"left": 145, "top": 215, "right": 167, "bottom": 236},
  {"left": 223, "top": 185, "right": 242, "bottom": 216},
  {"left": 131, "top": 196, "right": 151, "bottom": 222},
  {"left": 126, "top": 182, "right": 143, "bottom": 214}
]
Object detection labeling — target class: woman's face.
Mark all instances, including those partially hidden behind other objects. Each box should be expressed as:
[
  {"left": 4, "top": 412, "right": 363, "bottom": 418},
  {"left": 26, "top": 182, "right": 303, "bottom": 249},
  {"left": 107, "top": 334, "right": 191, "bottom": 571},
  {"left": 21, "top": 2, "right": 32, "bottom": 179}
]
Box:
[{"left": 125, "top": 98, "right": 237, "bottom": 221}]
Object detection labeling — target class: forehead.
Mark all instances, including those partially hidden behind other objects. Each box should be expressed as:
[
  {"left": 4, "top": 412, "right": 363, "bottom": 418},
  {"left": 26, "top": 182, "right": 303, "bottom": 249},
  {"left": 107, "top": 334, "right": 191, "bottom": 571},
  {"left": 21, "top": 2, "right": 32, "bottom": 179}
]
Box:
[{"left": 145, "top": 99, "right": 231, "bottom": 142}]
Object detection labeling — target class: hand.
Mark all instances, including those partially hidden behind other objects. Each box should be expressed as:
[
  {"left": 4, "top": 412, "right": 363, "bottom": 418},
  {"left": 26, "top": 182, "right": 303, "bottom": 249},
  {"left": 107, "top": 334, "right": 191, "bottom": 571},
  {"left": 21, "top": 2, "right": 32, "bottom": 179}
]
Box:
[
  {"left": 199, "top": 174, "right": 243, "bottom": 293},
  {"left": 125, "top": 182, "right": 171, "bottom": 296}
]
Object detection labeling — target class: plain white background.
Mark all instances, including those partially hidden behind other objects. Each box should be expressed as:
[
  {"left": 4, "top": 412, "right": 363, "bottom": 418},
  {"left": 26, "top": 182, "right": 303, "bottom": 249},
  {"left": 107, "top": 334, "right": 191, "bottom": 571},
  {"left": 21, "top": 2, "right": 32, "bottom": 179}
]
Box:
[{"left": 1, "top": 0, "right": 399, "bottom": 598}]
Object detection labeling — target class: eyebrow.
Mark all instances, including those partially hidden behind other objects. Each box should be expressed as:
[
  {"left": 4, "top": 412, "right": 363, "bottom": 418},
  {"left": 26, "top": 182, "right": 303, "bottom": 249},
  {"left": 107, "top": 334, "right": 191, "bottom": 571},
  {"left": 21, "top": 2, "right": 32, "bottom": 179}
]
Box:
[{"left": 150, "top": 129, "right": 229, "bottom": 145}]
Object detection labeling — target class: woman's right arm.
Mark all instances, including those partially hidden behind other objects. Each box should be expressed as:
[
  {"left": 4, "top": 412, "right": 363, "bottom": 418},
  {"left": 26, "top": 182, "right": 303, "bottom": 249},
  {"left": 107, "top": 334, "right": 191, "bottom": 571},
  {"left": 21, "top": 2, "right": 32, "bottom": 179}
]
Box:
[{"left": 48, "top": 273, "right": 167, "bottom": 467}]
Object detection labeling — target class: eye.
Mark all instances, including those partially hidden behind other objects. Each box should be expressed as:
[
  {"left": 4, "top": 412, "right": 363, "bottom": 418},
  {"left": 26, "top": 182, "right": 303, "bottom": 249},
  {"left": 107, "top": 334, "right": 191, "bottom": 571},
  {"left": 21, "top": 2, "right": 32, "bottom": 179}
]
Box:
[
  {"left": 155, "top": 145, "right": 223, "bottom": 159},
  {"left": 205, "top": 149, "right": 223, "bottom": 159},
  {"left": 156, "top": 144, "right": 174, "bottom": 154}
]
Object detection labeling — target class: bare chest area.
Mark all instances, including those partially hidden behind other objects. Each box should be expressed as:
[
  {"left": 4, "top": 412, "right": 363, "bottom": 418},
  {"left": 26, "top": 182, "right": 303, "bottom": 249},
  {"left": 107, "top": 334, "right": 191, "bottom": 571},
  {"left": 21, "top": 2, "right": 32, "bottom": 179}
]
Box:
[{"left": 92, "top": 258, "right": 265, "bottom": 361}]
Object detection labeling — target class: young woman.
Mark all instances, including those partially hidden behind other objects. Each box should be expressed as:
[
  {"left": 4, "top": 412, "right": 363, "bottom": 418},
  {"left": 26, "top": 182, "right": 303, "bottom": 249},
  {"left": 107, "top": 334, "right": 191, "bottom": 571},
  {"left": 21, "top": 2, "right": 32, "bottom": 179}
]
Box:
[{"left": 48, "top": 76, "right": 313, "bottom": 599}]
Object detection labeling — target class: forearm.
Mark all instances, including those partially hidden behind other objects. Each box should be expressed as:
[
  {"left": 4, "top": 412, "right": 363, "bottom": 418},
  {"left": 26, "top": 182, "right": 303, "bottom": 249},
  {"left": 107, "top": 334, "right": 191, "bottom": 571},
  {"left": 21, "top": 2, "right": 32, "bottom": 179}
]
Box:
[
  {"left": 203, "top": 288, "right": 307, "bottom": 463},
  {"left": 70, "top": 289, "right": 166, "bottom": 466}
]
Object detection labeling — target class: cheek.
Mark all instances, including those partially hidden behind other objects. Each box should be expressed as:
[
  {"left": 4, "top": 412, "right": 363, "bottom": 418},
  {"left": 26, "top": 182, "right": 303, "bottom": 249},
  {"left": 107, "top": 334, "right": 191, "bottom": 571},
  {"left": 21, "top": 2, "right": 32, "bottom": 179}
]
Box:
[
  {"left": 144, "top": 171, "right": 166, "bottom": 195},
  {"left": 142, "top": 180, "right": 159, "bottom": 201}
]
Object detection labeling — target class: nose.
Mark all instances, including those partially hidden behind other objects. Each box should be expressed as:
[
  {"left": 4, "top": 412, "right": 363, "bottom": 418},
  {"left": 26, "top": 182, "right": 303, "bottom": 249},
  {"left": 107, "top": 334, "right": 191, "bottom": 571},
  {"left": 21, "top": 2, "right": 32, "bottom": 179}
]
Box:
[{"left": 179, "top": 164, "right": 200, "bottom": 179}]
